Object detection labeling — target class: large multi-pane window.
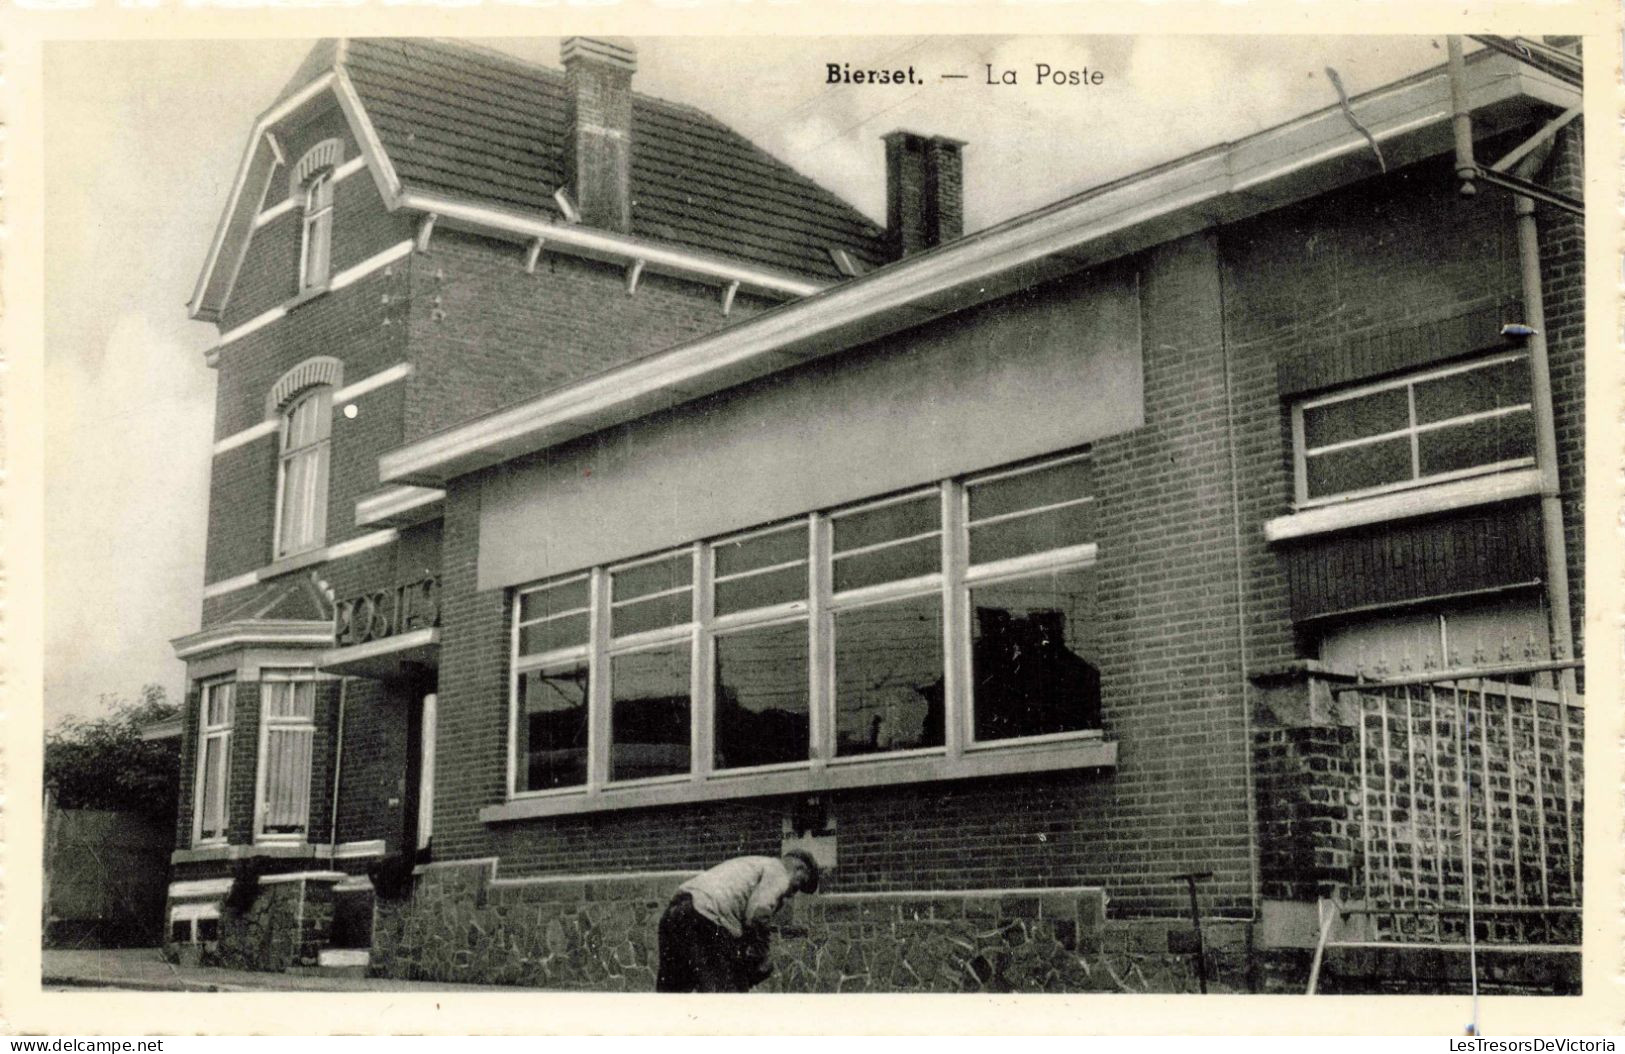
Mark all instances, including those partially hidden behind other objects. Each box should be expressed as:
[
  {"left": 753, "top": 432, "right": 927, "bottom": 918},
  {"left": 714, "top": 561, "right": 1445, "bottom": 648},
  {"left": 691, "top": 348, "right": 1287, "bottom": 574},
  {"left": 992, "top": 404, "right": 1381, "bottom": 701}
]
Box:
[
  {"left": 256, "top": 671, "right": 316, "bottom": 841},
  {"left": 507, "top": 450, "right": 1102, "bottom": 805},
  {"left": 193, "top": 680, "right": 235, "bottom": 845},
  {"left": 275, "top": 386, "right": 331, "bottom": 558},
  {"left": 1292, "top": 353, "right": 1535, "bottom": 505}
]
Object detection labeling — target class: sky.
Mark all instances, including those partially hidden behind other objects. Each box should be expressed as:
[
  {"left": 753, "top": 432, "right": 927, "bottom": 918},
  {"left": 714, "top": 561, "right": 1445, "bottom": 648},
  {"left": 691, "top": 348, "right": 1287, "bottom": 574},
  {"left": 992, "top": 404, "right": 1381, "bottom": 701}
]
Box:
[{"left": 41, "top": 33, "right": 1459, "bottom": 725}]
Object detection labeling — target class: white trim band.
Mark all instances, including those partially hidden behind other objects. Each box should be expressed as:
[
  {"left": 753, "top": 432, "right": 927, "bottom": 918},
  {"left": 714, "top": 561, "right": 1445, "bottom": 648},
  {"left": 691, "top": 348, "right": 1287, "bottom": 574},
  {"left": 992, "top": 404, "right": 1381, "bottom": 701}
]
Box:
[
  {"left": 1262, "top": 468, "right": 1542, "bottom": 543},
  {"left": 355, "top": 484, "right": 445, "bottom": 528},
  {"left": 257, "top": 869, "right": 348, "bottom": 885},
  {"left": 169, "top": 878, "right": 235, "bottom": 899},
  {"left": 214, "top": 305, "right": 287, "bottom": 352},
  {"left": 213, "top": 420, "right": 280, "bottom": 457},
  {"left": 197, "top": 528, "right": 400, "bottom": 603},
  {"left": 329, "top": 240, "right": 412, "bottom": 293},
  {"left": 332, "top": 362, "right": 413, "bottom": 405},
  {"left": 170, "top": 901, "right": 223, "bottom": 923},
  {"left": 201, "top": 571, "right": 261, "bottom": 600},
  {"left": 332, "top": 839, "right": 388, "bottom": 860},
  {"left": 325, "top": 527, "right": 401, "bottom": 562}
]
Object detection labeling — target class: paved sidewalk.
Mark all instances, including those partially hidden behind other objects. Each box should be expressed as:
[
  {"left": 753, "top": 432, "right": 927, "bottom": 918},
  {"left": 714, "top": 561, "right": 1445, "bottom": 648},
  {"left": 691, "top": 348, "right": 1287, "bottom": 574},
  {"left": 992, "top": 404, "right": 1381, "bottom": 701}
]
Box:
[{"left": 42, "top": 948, "right": 520, "bottom": 993}]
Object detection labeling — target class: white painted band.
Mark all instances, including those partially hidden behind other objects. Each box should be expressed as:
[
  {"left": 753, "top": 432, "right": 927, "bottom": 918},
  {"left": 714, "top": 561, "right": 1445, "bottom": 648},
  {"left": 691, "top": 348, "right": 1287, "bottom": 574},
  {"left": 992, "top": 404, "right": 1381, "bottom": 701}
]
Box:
[
  {"left": 170, "top": 902, "right": 223, "bottom": 923},
  {"left": 170, "top": 878, "right": 234, "bottom": 898},
  {"left": 215, "top": 305, "right": 286, "bottom": 351},
  {"left": 332, "top": 362, "right": 413, "bottom": 405},
  {"left": 332, "top": 839, "right": 387, "bottom": 859},
  {"left": 257, "top": 869, "right": 348, "bottom": 885},
  {"left": 329, "top": 240, "right": 412, "bottom": 293},
  {"left": 324, "top": 528, "right": 400, "bottom": 562},
  {"left": 201, "top": 571, "right": 260, "bottom": 600},
  {"left": 213, "top": 419, "right": 280, "bottom": 456},
  {"left": 199, "top": 528, "right": 400, "bottom": 601}
]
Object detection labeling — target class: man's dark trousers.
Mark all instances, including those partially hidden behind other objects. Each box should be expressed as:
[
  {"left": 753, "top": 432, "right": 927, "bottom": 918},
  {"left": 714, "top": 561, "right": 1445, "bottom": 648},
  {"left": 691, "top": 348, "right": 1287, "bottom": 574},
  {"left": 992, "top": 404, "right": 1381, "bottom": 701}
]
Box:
[{"left": 656, "top": 893, "right": 745, "bottom": 992}]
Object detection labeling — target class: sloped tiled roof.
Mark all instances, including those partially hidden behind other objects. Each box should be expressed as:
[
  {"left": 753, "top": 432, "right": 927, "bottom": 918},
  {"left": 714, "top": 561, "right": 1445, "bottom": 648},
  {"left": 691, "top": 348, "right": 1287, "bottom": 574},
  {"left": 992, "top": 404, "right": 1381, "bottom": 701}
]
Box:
[{"left": 341, "top": 38, "right": 891, "bottom": 282}]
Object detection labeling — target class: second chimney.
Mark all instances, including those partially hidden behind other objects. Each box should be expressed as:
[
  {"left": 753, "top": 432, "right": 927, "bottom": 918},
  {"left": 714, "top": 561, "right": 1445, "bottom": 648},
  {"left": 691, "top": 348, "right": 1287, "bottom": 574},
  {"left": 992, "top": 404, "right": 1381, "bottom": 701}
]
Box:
[
  {"left": 561, "top": 37, "right": 637, "bottom": 233},
  {"left": 883, "top": 131, "right": 965, "bottom": 259}
]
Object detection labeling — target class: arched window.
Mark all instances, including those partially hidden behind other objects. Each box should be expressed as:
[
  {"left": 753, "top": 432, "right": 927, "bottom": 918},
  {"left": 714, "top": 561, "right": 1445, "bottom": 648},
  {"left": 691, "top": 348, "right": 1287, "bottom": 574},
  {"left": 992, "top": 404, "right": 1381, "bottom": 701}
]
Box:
[
  {"left": 299, "top": 171, "right": 335, "bottom": 292},
  {"left": 275, "top": 385, "right": 332, "bottom": 558},
  {"left": 291, "top": 139, "right": 342, "bottom": 293}
]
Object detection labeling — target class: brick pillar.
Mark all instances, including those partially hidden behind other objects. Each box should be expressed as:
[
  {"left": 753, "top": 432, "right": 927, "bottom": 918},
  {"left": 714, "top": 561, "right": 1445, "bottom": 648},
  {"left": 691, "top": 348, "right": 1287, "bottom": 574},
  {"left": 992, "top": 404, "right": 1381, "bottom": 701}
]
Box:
[{"left": 1250, "top": 663, "right": 1361, "bottom": 945}]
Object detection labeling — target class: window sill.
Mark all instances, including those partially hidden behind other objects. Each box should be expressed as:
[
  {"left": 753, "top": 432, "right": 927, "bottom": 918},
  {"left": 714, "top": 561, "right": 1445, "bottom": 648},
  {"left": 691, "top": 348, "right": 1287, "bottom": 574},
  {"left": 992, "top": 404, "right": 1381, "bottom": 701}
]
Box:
[
  {"left": 171, "top": 843, "right": 320, "bottom": 865},
  {"left": 481, "top": 737, "right": 1117, "bottom": 823},
  {"left": 261, "top": 546, "right": 330, "bottom": 580},
  {"left": 1263, "top": 468, "right": 1542, "bottom": 543}
]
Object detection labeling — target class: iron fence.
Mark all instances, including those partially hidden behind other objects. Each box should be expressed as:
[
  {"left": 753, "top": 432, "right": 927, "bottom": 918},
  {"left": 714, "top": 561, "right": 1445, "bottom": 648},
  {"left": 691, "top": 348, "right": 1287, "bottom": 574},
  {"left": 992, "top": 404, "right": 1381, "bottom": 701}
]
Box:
[{"left": 1332, "top": 659, "right": 1583, "bottom": 950}]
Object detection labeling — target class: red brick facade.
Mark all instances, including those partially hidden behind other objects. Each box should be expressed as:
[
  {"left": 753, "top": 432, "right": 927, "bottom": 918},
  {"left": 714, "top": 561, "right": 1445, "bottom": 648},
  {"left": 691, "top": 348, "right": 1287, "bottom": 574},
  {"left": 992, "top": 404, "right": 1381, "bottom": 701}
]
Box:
[{"left": 169, "top": 42, "right": 1584, "bottom": 989}]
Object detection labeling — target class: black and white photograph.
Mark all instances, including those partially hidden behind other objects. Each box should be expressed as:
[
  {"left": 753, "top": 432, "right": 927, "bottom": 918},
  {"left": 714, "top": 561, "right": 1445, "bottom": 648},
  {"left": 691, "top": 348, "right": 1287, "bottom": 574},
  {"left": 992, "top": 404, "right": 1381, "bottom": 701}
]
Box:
[{"left": 9, "top": 6, "right": 1621, "bottom": 1036}]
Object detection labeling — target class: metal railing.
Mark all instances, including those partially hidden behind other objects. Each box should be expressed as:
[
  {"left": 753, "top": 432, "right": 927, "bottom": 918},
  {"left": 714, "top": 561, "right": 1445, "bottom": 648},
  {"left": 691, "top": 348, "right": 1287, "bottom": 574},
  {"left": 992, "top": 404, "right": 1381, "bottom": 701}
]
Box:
[{"left": 1332, "top": 658, "right": 1584, "bottom": 950}]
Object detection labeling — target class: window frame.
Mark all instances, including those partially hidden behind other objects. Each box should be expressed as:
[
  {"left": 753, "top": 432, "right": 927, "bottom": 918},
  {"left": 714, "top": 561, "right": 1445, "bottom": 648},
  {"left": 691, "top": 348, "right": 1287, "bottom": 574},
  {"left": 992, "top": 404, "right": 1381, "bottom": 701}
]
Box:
[
  {"left": 272, "top": 385, "right": 333, "bottom": 560},
  {"left": 1290, "top": 352, "right": 1536, "bottom": 509},
  {"left": 191, "top": 678, "right": 236, "bottom": 847},
  {"left": 298, "top": 168, "right": 335, "bottom": 294},
  {"left": 504, "top": 450, "right": 1104, "bottom": 810},
  {"left": 253, "top": 669, "right": 319, "bottom": 845}
]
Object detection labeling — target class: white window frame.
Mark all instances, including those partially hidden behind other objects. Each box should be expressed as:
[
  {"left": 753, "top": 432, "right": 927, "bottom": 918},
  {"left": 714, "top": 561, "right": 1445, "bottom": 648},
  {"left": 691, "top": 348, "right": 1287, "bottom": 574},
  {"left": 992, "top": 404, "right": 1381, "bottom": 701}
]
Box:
[
  {"left": 273, "top": 385, "right": 332, "bottom": 560},
  {"left": 192, "top": 679, "right": 236, "bottom": 847},
  {"left": 1291, "top": 352, "right": 1536, "bottom": 509},
  {"left": 298, "top": 169, "right": 335, "bottom": 294},
  {"left": 253, "top": 669, "right": 318, "bottom": 844},
  {"left": 504, "top": 449, "right": 1103, "bottom": 809}
]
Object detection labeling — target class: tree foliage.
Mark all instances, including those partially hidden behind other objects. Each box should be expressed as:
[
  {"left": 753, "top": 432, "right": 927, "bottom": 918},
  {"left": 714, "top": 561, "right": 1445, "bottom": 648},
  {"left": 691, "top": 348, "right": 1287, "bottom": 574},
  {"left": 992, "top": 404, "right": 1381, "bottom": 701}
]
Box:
[{"left": 45, "top": 685, "right": 180, "bottom": 822}]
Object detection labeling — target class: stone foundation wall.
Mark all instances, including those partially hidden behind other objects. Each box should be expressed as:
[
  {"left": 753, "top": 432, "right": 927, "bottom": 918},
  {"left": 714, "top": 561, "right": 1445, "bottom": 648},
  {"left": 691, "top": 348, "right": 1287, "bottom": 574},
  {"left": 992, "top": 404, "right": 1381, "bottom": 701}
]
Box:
[
  {"left": 370, "top": 861, "right": 1254, "bottom": 993},
  {"left": 208, "top": 876, "right": 336, "bottom": 972}
]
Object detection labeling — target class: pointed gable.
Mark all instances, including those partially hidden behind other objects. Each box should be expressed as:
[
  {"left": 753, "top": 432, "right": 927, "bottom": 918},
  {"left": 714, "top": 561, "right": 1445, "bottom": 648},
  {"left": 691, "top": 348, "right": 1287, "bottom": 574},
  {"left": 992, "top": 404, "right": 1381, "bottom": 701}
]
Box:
[{"left": 193, "top": 36, "right": 893, "bottom": 323}]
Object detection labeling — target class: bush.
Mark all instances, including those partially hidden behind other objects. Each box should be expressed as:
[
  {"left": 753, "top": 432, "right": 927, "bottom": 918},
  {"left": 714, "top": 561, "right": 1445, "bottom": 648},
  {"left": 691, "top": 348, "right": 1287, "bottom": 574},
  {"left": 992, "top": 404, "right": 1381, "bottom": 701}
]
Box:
[{"left": 45, "top": 685, "right": 179, "bottom": 824}]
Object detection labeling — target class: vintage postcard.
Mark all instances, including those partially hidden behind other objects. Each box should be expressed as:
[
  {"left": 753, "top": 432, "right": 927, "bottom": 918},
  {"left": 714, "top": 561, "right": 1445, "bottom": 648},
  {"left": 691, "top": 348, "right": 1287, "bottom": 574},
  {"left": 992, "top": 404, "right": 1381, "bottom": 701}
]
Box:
[{"left": 2, "top": 0, "right": 1620, "bottom": 1036}]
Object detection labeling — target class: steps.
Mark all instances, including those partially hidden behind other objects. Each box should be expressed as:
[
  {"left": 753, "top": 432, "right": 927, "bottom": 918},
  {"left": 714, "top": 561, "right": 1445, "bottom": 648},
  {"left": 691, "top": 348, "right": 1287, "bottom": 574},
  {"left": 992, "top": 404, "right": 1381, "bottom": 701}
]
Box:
[{"left": 287, "top": 948, "right": 371, "bottom": 980}]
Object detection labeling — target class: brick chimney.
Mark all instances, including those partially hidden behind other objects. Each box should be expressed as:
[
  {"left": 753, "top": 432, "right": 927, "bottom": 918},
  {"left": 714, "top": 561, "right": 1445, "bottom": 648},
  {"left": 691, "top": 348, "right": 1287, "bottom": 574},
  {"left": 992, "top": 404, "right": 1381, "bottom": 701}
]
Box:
[
  {"left": 561, "top": 37, "right": 637, "bottom": 233},
  {"left": 883, "top": 131, "right": 965, "bottom": 258}
]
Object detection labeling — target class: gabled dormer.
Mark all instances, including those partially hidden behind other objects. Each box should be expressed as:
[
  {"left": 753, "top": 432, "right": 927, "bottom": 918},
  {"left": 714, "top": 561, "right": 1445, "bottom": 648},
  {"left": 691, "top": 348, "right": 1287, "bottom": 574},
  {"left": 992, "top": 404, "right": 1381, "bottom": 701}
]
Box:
[{"left": 191, "top": 37, "right": 896, "bottom": 345}]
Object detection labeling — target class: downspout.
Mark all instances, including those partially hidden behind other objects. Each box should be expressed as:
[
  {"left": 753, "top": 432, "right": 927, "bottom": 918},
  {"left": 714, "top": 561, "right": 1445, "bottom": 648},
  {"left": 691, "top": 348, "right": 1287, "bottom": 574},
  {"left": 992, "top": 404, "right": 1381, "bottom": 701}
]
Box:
[
  {"left": 1511, "top": 140, "right": 1579, "bottom": 676},
  {"left": 328, "top": 676, "right": 349, "bottom": 855},
  {"left": 1446, "top": 37, "right": 1478, "bottom": 196}
]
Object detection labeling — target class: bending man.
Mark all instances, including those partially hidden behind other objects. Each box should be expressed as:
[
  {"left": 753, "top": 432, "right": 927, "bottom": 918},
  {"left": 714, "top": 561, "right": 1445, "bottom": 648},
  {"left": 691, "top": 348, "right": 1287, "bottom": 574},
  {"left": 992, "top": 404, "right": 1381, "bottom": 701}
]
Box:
[{"left": 656, "top": 850, "right": 820, "bottom": 992}]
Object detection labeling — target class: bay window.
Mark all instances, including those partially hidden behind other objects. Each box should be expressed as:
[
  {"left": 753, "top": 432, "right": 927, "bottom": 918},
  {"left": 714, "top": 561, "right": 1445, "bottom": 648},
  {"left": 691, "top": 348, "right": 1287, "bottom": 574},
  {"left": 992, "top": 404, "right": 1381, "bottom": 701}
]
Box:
[
  {"left": 193, "top": 680, "right": 235, "bottom": 845},
  {"left": 255, "top": 670, "right": 316, "bottom": 842},
  {"left": 504, "top": 450, "right": 1105, "bottom": 815}
]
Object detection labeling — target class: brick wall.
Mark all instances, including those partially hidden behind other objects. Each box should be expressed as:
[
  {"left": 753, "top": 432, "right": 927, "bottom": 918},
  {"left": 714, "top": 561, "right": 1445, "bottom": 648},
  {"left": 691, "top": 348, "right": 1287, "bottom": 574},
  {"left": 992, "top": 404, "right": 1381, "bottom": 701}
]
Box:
[
  {"left": 421, "top": 138, "right": 1580, "bottom": 924},
  {"left": 426, "top": 233, "right": 1258, "bottom": 918},
  {"left": 1253, "top": 724, "right": 1359, "bottom": 903},
  {"left": 1536, "top": 125, "right": 1585, "bottom": 657},
  {"left": 400, "top": 229, "right": 774, "bottom": 443}
]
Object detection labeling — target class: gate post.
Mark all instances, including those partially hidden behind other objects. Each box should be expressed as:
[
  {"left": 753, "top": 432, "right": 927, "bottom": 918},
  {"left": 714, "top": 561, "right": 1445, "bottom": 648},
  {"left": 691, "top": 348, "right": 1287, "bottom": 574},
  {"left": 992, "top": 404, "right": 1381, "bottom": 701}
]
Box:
[{"left": 1250, "top": 662, "right": 1362, "bottom": 958}]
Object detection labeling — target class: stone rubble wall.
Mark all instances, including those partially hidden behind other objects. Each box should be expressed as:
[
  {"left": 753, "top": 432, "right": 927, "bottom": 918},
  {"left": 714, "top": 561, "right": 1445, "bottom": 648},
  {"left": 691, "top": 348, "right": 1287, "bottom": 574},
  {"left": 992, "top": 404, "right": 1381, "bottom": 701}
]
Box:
[
  {"left": 368, "top": 861, "right": 1254, "bottom": 993},
  {"left": 207, "top": 877, "right": 336, "bottom": 972}
]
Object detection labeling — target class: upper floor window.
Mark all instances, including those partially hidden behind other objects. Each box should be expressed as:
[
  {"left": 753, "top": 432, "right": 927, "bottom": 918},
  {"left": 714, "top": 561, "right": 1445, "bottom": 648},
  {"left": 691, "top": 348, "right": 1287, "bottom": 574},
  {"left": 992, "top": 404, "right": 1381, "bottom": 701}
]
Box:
[
  {"left": 509, "top": 450, "right": 1102, "bottom": 803},
  {"left": 193, "top": 680, "right": 235, "bottom": 845},
  {"left": 255, "top": 671, "right": 317, "bottom": 842},
  {"left": 275, "top": 386, "right": 331, "bottom": 558},
  {"left": 1292, "top": 353, "right": 1535, "bottom": 507},
  {"left": 291, "top": 139, "right": 342, "bottom": 294}
]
